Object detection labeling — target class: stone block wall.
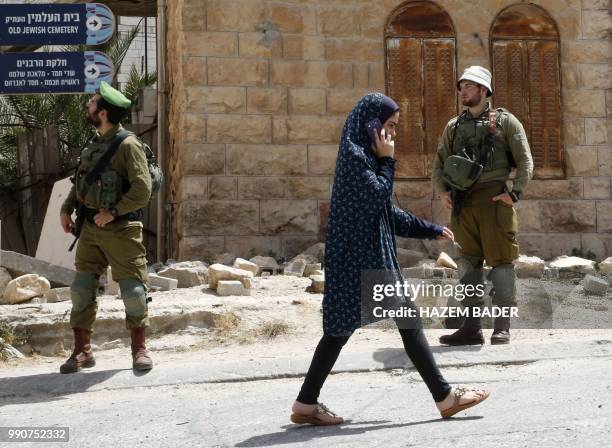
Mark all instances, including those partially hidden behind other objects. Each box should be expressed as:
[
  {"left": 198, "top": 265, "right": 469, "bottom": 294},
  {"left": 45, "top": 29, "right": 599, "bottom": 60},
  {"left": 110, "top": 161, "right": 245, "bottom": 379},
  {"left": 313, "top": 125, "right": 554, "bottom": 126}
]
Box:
[{"left": 166, "top": 0, "right": 611, "bottom": 261}]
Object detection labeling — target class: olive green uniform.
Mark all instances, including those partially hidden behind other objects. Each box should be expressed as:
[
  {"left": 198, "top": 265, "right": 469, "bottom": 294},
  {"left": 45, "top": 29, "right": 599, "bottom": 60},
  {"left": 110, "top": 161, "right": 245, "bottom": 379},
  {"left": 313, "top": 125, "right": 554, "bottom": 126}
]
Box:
[
  {"left": 61, "top": 124, "right": 152, "bottom": 330},
  {"left": 431, "top": 106, "right": 533, "bottom": 312}
]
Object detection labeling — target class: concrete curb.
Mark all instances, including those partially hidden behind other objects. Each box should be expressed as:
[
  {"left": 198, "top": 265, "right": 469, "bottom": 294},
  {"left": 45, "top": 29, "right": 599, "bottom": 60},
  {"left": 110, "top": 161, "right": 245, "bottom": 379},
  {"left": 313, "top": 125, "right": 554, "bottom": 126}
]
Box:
[{"left": 1, "top": 339, "right": 610, "bottom": 399}]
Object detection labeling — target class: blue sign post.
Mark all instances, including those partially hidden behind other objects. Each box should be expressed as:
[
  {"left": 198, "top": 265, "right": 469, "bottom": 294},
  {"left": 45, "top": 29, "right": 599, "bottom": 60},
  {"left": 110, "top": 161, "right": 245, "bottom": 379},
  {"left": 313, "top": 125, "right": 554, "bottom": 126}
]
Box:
[
  {"left": 0, "top": 3, "right": 115, "bottom": 46},
  {"left": 0, "top": 51, "right": 114, "bottom": 94}
]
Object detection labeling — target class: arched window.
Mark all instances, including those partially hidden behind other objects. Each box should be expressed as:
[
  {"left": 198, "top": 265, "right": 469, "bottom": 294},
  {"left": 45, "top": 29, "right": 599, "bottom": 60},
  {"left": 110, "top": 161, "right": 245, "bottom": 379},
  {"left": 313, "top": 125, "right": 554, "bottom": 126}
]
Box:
[
  {"left": 490, "top": 3, "right": 563, "bottom": 178},
  {"left": 385, "top": 1, "right": 457, "bottom": 178}
]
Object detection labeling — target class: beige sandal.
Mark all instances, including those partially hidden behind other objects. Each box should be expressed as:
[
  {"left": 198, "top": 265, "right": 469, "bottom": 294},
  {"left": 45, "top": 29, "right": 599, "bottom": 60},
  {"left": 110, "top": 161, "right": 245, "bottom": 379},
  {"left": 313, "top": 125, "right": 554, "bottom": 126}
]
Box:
[
  {"left": 290, "top": 403, "right": 344, "bottom": 426},
  {"left": 440, "top": 385, "right": 490, "bottom": 419}
]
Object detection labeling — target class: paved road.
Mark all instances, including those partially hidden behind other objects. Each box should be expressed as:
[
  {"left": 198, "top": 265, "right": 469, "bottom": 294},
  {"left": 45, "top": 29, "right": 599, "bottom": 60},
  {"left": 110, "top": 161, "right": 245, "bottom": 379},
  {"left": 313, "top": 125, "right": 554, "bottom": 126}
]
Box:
[{"left": 1, "top": 344, "right": 610, "bottom": 447}]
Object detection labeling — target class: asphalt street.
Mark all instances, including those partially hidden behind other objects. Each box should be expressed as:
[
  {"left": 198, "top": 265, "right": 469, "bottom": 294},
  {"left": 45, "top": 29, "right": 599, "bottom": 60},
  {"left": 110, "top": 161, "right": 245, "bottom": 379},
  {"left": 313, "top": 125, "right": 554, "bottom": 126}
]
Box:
[{"left": 1, "top": 342, "right": 610, "bottom": 448}]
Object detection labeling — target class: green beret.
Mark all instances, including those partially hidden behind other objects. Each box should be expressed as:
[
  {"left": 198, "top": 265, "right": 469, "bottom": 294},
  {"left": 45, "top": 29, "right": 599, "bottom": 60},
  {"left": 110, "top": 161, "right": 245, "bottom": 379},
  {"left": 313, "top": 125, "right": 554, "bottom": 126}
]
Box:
[{"left": 99, "top": 81, "right": 131, "bottom": 109}]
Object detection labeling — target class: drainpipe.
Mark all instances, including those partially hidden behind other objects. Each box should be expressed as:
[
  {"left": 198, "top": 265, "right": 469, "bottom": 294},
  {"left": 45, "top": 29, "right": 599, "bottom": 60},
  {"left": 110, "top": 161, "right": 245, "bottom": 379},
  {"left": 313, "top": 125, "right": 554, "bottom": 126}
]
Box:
[{"left": 156, "top": 0, "right": 167, "bottom": 262}]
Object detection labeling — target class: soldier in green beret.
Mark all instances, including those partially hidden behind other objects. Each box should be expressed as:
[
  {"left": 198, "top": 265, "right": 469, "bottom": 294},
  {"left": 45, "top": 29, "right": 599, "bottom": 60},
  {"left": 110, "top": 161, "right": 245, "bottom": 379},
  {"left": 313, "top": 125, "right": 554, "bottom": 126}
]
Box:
[
  {"left": 59, "top": 81, "right": 154, "bottom": 373},
  {"left": 432, "top": 66, "right": 533, "bottom": 346}
]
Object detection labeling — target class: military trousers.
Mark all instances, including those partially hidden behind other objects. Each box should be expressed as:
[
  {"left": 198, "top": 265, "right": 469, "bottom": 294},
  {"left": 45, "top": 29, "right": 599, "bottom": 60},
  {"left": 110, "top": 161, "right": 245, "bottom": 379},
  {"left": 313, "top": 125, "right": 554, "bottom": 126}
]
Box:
[
  {"left": 450, "top": 181, "right": 519, "bottom": 311},
  {"left": 70, "top": 219, "right": 149, "bottom": 330}
]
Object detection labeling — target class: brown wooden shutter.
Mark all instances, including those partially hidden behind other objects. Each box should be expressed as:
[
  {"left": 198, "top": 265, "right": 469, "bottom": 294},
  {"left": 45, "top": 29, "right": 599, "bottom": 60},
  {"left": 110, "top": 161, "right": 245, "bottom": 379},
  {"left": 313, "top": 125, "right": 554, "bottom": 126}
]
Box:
[
  {"left": 492, "top": 41, "right": 529, "bottom": 132},
  {"left": 386, "top": 38, "right": 425, "bottom": 178},
  {"left": 423, "top": 39, "right": 456, "bottom": 177},
  {"left": 386, "top": 38, "right": 457, "bottom": 178},
  {"left": 491, "top": 4, "right": 563, "bottom": 178},
  {"left": 385, "top": 1, "right": 457, "bottom": 179},
  {"left": 492, "top": 40, "right": 563, "bottom": 178},
  {"left": 527, "top": 40, "right": 562, "bottom": 177}
]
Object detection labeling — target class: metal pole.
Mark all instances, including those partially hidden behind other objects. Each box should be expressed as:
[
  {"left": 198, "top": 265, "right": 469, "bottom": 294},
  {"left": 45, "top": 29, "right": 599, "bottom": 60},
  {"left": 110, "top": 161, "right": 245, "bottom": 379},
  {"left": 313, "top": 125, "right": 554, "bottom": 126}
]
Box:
[
  {"left": 144, "top": 17, "right": 148, "bottom": 78},
  {"left": 156, "top": 0, "right": 166, "bottom": 262}
]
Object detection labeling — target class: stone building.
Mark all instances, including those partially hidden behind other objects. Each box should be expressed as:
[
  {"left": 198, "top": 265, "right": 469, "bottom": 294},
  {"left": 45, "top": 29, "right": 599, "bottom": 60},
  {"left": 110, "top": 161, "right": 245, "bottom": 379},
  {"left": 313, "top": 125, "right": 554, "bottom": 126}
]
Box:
[{"left": 163, "top": 0, "right": 611, "bottom": 261}]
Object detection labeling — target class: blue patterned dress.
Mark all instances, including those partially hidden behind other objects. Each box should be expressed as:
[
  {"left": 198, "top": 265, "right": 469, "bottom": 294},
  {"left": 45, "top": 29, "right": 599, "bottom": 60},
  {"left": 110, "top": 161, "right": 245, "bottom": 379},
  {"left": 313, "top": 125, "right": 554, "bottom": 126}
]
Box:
[{"left": 323, "top": 93, "right": 444, "bottom": 336}]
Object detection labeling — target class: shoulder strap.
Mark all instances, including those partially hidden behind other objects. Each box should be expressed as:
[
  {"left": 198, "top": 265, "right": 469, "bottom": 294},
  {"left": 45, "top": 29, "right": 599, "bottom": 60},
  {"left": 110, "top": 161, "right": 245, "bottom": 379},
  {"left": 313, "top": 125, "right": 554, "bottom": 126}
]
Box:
[
  {"left": 83, "top": 129, "right": 130, "bottom": 188},
  {"left": 449, "top": 110, "right": 467, "bottom": 153}
]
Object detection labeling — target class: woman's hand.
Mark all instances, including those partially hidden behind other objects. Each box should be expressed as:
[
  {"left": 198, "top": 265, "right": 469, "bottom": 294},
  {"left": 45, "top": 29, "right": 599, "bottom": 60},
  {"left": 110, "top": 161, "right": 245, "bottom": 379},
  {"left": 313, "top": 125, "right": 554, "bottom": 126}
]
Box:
[
  {"left": 436, "top": 226, "right": 454, "bottom": 241},
  {"left": 372, "top": 128, "right": 395, "bottom": 159}
]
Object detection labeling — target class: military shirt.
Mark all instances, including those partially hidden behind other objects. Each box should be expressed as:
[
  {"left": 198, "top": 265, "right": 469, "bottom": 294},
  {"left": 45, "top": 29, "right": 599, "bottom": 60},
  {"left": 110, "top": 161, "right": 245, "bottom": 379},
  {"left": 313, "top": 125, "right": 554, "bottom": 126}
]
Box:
[
  {"left": 432, "top": 106, "right": 533, "bottom": 195},
  {"left": 61, "top": 124, "right": 152, "bottom": 216}
]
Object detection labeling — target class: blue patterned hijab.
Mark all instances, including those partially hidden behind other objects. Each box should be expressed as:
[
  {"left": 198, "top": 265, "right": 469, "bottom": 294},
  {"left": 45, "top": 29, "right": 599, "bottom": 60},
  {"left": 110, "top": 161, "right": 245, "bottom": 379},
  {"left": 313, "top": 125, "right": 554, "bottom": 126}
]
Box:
[{"left": 339, "top": 92, "right": 400, "bottom": 165}]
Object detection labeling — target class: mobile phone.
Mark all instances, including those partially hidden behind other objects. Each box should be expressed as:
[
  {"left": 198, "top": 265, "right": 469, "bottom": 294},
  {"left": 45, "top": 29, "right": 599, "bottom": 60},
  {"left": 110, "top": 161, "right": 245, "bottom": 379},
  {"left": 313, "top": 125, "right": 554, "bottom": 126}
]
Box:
[{"left": 366, "top": 118, "right": 383, "bottom": 141}]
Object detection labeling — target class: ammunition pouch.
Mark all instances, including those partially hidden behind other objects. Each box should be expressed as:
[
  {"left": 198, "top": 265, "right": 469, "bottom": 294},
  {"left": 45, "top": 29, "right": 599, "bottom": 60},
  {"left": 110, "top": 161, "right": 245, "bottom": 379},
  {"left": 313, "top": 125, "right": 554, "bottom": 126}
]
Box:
[{"left": 442, "top": 152, "right": 484, "bottom": 191}]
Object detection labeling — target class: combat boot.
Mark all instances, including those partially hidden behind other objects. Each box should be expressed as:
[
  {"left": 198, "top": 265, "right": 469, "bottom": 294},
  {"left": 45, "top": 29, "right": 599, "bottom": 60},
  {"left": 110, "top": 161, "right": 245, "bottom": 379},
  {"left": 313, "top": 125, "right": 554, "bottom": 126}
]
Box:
[
  {"left": 439, "top": 317, "right": 484, "bottom": 346},
  {"left": 491, "top": 317, "right": 510, "bottom": 345},
  {"left": 60, "top": 328, "right": 95, "bottom": 373},
  {"left": 130, "top": 326, "right": 153, "bottom": 371}
]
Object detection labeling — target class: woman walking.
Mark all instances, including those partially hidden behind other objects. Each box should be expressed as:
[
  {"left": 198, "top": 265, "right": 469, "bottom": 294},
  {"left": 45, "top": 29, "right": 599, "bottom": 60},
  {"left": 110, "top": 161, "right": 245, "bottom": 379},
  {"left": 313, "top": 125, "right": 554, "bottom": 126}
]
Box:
[{"left": 290, "top": 93, "right": 490, "bottom": 425}]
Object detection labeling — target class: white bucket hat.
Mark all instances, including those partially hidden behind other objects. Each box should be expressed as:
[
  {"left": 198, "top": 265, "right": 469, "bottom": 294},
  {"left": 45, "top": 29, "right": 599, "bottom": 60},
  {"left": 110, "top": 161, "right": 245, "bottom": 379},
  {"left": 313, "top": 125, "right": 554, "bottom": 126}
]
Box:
[{"left": 457, "top": 66, "right": 493, "bottom": 97}]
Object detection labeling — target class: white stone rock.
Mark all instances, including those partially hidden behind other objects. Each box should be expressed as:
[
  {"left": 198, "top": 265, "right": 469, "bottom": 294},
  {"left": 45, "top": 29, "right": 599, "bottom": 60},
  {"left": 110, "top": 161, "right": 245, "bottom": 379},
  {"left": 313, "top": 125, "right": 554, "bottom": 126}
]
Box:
[
  {"left": 217, "top": 280, "right": 250, "bottom": 296},
  {"left": 0, "top": 337, "right": 24, "bottom": 359},
  {"left": 0, "top": 267, "right": 12, "bottom": 298},
  {"left": 207, "top": 264, "right": 254, "bottom": 290},
  {"left": 147, "top": 273, "right": 178, "bottom": 291},
  {"left": 283, "top": 258, "right": 307, "bottom": 277},
  {"left": 1, "top": 249, "right": 76, "bottom": 286},
  {"left": 35, "top": 177, "right": 77, "bottom": 271},
  {"left": 303, "top": 263, "right": 322, "bottom": 277},
  {"left": 44, "top": 287, "right": 71, "bottom": 303},
  {"left": 241, "top": 276, "right": 254, "bottom": 289},
  {"left": 582, "top": 274, "right": 609, "bottom": 296},
  {"left": 308, "top": 275, "right": 325, "bottom": 293},
  {"left": 514, "top": 255, "right": 546, "bottom": 278},
  {"left": 436, "top": 252, "right": 457, "bottom": 270},
  {"left": 249, "top": 256, "right": 280, "bottom": 275},
  {"left": 158, "top": 261, "right": 208, "bottom": 288},
  {"left": 171, "top": 260, "right": 208, "bottom": 276},
  {"left": 233, "top": 258, "right": 259, "bottom": 276},
  {"left": 1, "top": 274, "right": 51, "bottom": 304},
  {"left": 598, "top": 257, "right": 612, "bottom": 277},
  {"left": 549, "top": 256, "right": 597, "bottom": 277}
]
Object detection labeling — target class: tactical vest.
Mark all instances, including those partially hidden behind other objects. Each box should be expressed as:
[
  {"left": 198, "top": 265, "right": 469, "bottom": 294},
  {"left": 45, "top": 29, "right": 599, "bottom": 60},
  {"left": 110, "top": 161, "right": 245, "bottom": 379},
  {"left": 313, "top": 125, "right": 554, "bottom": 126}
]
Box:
[
  {"left": 74, "top": 138, "right": 127, "bottom": 209},
  {"left": 449, "top": 108, "right": 515, "bottom": 173}
]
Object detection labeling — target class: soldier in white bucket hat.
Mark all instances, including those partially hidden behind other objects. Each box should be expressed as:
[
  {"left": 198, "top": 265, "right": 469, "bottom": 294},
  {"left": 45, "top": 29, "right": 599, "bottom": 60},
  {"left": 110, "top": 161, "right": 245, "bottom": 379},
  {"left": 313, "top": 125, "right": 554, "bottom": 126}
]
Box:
[
  {"left": 432, "top": 66, "right": 533, "bottom": 346},
  {"left": 457, "top": 65, "right": 493, "bottom": 96}
]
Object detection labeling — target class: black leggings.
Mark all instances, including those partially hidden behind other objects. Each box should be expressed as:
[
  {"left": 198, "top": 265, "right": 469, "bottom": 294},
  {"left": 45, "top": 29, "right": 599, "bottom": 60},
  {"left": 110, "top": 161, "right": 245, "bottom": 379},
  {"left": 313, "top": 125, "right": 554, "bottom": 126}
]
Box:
[{"left": 296, "top": 327, "right": 452, "bottom": 404}]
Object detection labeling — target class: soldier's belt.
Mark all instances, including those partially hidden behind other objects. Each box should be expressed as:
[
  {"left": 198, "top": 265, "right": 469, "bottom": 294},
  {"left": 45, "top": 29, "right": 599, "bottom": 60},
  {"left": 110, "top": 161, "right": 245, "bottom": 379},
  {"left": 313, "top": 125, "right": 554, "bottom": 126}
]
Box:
[{"left": 83, "top": 207, "right": 142, "bottom": 224}]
